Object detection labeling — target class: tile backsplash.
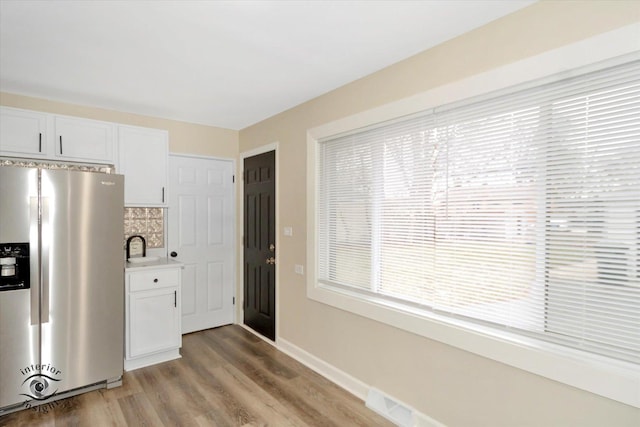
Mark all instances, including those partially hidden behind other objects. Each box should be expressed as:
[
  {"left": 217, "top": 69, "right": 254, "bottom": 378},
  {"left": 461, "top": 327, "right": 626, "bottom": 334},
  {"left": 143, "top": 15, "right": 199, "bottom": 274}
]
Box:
[{"left": 124, "top": 208, "right": 164, "bottom": 248}]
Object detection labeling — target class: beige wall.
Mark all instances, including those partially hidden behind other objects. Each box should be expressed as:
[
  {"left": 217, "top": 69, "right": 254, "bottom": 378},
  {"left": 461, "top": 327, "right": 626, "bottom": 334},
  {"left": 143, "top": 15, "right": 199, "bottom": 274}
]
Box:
[
  {"left": 239, "top": 1, "right": 640, "bottom": 426},
  {"left": 0, "top": 92, "right": 239, "bottom": 158}
]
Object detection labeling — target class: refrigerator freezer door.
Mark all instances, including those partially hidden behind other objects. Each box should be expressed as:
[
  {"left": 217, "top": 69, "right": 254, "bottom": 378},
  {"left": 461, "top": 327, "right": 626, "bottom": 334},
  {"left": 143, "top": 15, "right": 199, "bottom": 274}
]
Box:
[
  {"left": 0, "top": 167, "right": 39, "bottom": 410},
  {"left": 41, "top": 169, "right": 124, "bottom": 394}
]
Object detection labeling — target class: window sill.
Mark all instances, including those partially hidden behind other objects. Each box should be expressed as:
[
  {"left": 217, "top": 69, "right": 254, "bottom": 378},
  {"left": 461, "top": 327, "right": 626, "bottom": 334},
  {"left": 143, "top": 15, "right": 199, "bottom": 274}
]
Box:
[{"left": 307, "top": 281, "right": 640, "bottom": 408}]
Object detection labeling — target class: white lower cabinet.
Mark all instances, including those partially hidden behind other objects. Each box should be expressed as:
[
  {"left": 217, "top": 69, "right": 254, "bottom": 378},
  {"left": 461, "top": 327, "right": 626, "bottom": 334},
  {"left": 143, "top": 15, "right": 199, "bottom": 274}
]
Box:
[{"left": 125, "top": 265, "right": 182, "bottom": 371}]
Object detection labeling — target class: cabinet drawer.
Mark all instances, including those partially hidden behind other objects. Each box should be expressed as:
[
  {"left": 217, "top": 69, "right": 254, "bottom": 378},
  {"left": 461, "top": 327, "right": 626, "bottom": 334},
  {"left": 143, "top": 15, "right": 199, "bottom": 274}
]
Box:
[{"left": 129, "top": 268, "right": 180, "bottom": 292}]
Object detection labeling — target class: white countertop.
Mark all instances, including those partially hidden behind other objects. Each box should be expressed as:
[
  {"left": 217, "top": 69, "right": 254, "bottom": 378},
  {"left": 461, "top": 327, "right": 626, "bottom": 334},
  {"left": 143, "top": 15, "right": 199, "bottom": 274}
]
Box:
[{"left": 125, "top": 257, "right": 183, "bottom": 272}]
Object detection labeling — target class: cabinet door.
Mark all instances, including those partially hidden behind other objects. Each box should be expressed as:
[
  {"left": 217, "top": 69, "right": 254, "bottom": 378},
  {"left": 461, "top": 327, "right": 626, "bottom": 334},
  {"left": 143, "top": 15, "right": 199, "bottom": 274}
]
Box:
[
  {"left": 54, "top": 116, "right": 115, "bottom": 163},
  {"left": 129, "top": 287, "right": 180, "bottom": 358},
  {"left": 118, "top": 125, "right": 168, "bottom": 206},
  {"left": 0, "top": 107, "right": 48, "bottom": 157}
]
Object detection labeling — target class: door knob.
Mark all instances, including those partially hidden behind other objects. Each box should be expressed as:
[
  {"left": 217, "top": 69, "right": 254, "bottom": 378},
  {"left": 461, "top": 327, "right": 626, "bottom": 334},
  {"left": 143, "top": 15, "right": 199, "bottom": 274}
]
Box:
[
  {"left": 170, "top": 251, "right": 178, "bottom": 257},
  {"left": 265, "top": 257, "right": 276, "bottom": 265}
]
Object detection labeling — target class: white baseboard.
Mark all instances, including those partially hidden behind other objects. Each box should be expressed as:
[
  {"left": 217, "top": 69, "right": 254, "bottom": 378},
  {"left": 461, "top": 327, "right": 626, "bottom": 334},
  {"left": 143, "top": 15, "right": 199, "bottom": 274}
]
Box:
[
  {"left": 277, "top": 337, "right": 370, "bottom": 401},
  {"left": 238, "top": 327, "right": 445, "bottom": 426},
  {"left": 238, "top": 325, "right": 368, "bottom": 399},
  {"left": 124, "top": 349, "right": 181, "bottom": 371},
  {"left": 239, "top": 324, "right": 445, "bottom": 427},
  {"left": 277, "top": 337, "right": 446, "bottom": 427}
]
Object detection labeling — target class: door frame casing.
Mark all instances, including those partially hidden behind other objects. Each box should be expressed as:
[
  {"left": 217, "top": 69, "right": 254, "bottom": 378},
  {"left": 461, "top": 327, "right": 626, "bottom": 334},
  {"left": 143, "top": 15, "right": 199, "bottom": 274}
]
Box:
[
  {"left": 239, "top": 142, "right": 279, "bottom": 341},
  {"left": 167, "top": 152, "right": 237, "bottom": 327}
]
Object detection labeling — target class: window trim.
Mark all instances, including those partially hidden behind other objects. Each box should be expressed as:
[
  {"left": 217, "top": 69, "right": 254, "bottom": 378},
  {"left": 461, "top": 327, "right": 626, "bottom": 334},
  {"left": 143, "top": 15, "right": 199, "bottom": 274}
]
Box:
[{"left": 307, "top": 23, "right": 640, "bottom": 408}]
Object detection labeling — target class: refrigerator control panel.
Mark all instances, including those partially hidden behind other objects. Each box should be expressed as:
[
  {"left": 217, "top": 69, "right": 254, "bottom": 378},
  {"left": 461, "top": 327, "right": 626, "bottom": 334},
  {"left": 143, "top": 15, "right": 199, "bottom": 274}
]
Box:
[{"left": 0, "top": 243, "right": 30, "bottom": 291}]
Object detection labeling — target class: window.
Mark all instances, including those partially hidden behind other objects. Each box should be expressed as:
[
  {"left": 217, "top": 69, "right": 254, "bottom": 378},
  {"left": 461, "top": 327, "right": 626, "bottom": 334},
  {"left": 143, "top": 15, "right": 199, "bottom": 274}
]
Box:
[{"left": 316, "top": 59, "right": 640, "bottom": 365}]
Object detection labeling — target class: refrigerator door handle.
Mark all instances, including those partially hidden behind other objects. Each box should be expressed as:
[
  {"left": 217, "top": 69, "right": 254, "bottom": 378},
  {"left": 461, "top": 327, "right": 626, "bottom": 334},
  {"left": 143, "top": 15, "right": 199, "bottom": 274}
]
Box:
[
  {"left": 30, "top": 197, "right": 40, "bottom": 325},
  {"left": 41, "top": 197, "right": 50, "bottom": 323}
]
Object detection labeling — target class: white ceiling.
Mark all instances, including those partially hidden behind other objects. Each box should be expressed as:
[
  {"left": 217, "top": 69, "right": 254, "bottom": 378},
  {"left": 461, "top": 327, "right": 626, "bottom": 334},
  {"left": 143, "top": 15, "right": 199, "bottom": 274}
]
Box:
[{"left": 0, "top": 1, "right": 536, "bottom": 130}]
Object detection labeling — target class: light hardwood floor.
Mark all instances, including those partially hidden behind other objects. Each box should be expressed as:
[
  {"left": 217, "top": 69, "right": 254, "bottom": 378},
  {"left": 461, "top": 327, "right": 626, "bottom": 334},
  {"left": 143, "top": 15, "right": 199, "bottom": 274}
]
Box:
[{"left": 1, "top": 325, "right": 394, "bottom": 426}]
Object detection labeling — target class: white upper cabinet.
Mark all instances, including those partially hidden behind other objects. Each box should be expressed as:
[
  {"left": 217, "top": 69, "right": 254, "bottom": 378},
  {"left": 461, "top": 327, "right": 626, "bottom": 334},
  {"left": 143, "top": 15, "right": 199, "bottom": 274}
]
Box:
[
  {"left": 0, "top": 107, "right": 48, "bottom": 158},
  {"left": 54, "top": 116, "right": 115, "bottom": 163},
  {"left": 118, "top": 125, "right": 168, "bottom": 206},
  {"left": 1, "top": 108, "right": 171, "bottom": 207},
  {"left": 0, "top": 107, "right": 116, "bottom": 165}
]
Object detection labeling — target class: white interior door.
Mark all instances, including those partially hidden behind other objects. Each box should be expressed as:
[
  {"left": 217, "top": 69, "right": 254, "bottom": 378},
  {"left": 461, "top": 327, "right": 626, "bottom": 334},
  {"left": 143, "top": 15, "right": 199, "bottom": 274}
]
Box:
[{"left": 168, "top": 154, "right": 235, "bottom": 333}]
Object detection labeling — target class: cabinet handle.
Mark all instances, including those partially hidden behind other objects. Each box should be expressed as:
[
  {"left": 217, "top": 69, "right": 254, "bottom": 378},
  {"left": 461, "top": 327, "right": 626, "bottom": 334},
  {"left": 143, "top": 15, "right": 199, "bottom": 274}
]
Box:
[
  {"left": 38, "top": 133, "right": 42, "bottom": 152},
  {"left": 162, "top": 187, "right": 165, "bottom": 203},
  {"left": 174, "top": 290, "right": 177, "bottom": 307},
  {"left": 59, "top": 136, "right": 63, "bottom": 155},
  {"left": 153, "top": 278, "right": 158, "bottom": 283}
]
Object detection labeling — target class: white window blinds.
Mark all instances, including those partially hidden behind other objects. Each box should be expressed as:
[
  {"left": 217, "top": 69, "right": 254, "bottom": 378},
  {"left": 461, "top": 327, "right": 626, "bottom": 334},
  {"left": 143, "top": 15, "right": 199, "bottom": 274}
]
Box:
[{"left": 317, "top": 59, "right": 640, "bottom": 364}]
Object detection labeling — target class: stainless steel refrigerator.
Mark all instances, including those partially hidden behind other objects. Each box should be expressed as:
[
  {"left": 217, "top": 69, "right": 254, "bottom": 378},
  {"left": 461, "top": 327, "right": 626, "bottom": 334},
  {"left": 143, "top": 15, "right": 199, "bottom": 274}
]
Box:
[{"left": 0, "top": 165, "right": 124, "bottom": 414}]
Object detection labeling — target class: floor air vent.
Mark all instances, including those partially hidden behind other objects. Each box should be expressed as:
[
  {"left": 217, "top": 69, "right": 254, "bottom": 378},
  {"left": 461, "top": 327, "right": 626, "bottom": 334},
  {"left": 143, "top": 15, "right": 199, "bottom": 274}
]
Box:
[
  {"left": 366, "top": 388, "right": 413, "bottom": 426},
  {"left": 365, "top": 388, "right": 445, "bottom": 427}
]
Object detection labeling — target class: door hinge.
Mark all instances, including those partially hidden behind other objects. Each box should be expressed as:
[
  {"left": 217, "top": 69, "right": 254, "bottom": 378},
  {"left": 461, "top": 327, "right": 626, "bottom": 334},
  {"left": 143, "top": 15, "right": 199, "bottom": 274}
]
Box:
[
  {"left": 233, "top": 297, "right": 235, "bottom": 305},
  {"left": 232, "top": 175, "right": 235, "bottom": 183}
]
